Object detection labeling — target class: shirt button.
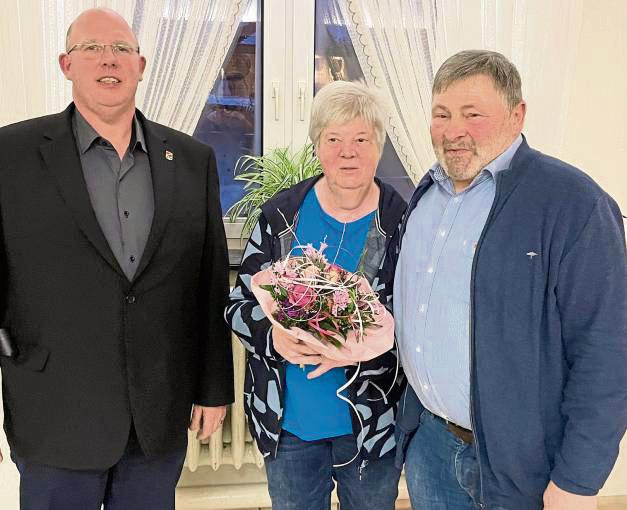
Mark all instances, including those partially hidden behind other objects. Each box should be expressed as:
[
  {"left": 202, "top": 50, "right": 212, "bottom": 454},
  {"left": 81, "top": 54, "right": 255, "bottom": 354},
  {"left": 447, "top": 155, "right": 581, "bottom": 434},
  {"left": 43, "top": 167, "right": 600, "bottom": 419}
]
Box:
[
  {"left": 124, "top": 211, "right": 130, "bottom": 218},
  {"left": 423, "top": 384, "right": 429, "bottom": 390},
  {"left": 440, "top": 230, "right": 446, "bottom": 237},
  {"left": 427, "top": 267, "right": 434, "bottom": 273},
  {"left": 125, "top": 295, "right": 136, "bottom": 304},
  {"left": 419, "top": 304, "right": 426, "bottom": 313},
  {"left": 130, "top": 256, "right": 136, "bottom": 263},
  {"left": 453, "top": 196, "right": 461, "bottom": 203},
  {"left": 415, "top": 346, "right": 422, "bottom": 353}
]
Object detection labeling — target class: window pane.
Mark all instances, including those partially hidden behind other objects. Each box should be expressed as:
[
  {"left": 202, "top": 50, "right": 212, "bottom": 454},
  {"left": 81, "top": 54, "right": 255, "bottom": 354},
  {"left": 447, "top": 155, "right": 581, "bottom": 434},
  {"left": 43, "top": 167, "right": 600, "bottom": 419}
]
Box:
[
  {"left": 314, "top": 0, "right": 416, "bottom": 201},
  {"left": 193, "top": 1, "right": 261, "bottom": 215}
]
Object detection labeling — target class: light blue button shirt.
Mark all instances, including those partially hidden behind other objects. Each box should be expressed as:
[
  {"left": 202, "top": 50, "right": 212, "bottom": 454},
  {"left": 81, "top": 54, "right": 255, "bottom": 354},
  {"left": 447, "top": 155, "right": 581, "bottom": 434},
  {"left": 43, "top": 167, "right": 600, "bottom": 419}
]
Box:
[{"left": 394, "top": 136, "right": 522, "bottom": 429}]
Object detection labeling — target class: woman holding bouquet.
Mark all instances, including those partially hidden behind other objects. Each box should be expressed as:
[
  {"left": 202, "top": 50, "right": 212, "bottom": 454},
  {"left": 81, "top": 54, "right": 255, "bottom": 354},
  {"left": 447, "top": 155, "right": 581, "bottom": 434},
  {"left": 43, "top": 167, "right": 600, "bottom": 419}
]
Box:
[{"left": 225, "top": 81, "right": 406, "bottom": 510}]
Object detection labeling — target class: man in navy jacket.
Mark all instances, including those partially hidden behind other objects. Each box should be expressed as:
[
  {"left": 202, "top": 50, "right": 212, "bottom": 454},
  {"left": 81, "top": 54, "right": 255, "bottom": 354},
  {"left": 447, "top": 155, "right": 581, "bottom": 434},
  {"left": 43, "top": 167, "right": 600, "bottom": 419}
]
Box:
[{"left": 393, "top": 50, "right": 626, "bottom": 509}]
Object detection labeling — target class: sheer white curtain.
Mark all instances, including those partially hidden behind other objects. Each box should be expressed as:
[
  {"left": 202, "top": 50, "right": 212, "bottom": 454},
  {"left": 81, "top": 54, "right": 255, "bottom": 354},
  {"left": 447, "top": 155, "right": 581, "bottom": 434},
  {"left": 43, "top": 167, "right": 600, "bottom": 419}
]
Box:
[
  {"left": 0, "top": 1, "right": 47, "bottom": 126},
  {"left": 134, "top": 0, "right": 252, "bottom": 133},
  {"left": 341, "top": 0, "right": 584, "bottom": 182},
  {"left": 2, "top": 0, "right": 252, "bottom": 133}
]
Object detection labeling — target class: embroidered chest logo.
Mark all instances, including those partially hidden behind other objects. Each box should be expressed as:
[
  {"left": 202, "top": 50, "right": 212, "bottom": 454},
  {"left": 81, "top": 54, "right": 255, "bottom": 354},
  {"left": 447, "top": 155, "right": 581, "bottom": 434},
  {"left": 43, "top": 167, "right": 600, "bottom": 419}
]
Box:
[{"left": 526, "top": 251, "right": 538, "bottom": 259}]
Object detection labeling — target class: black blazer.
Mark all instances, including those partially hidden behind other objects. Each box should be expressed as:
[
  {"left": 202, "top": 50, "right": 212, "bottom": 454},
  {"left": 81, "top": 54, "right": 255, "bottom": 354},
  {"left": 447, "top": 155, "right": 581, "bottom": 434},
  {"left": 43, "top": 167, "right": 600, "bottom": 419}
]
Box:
[{"left": 0, "top": 104, "right": 233, "bottom": 469}]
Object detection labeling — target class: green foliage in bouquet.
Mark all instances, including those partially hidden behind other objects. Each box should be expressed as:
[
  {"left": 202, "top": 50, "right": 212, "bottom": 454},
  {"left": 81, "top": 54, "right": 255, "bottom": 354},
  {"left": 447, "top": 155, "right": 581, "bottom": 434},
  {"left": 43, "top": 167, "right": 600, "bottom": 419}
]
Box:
[{"left": 227, "top": 144, "right": 322, "bottom": 237}]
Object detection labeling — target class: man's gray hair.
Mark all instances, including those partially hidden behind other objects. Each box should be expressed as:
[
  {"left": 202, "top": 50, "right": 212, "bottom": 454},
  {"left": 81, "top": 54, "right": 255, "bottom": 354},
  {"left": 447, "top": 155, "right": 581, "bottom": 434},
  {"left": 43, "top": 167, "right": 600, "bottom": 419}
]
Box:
[
  {"left": 433, "top": 50, "right": 523, "bottom": 110},
  {"left": 309, "top": 81, "right": 387, "bottom": 154}
]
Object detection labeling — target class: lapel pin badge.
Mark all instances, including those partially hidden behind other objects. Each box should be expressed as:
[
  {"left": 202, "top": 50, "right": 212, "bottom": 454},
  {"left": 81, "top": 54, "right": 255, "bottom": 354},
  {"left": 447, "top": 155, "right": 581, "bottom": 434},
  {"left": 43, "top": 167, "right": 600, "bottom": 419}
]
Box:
[{"left": 165, "top": 150, "right": 174, "bottom": 161}]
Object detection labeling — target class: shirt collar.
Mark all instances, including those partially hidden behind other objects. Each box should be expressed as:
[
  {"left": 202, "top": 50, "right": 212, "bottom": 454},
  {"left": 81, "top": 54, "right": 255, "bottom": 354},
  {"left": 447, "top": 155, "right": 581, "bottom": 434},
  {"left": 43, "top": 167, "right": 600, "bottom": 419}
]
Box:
[
  {"left": 483, "top": 134, "right": 523, "bottom": 177},
  {"left": 72, "top": 109, "right": 148, "bottom": 155},
  {"left": 429, "top": 134, "right": 523, "bottom": 192}
]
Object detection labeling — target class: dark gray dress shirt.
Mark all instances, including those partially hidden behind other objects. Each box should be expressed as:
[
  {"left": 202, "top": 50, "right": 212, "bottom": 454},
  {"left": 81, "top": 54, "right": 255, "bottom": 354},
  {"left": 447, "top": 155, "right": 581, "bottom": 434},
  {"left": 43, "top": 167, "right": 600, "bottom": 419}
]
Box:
[{"left": 72, "top": 110, "right": 154, "bottom": 281}]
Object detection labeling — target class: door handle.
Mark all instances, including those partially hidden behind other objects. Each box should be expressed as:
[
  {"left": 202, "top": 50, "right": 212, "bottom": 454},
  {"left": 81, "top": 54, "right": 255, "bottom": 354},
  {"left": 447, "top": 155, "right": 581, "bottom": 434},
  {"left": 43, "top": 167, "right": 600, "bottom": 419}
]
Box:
[
  {"left": 272, "top": 81, "right": 280, "bottom": 121},
  {"left": 298, "top": 81, "right": 306, "bottom": 121}
]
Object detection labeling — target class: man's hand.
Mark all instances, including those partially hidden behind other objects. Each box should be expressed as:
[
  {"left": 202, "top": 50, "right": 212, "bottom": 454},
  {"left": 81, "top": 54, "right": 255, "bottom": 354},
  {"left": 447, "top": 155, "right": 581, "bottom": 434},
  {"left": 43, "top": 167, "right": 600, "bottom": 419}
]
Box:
[
  {"left": 543, "top": 481, "right": 597, "bottom": 510},
  {"left": 189, "top": 405, "right": 227, "bottom": 441},
  {"left": 272, "top": 327, "right": 323, "bottom": 366}
]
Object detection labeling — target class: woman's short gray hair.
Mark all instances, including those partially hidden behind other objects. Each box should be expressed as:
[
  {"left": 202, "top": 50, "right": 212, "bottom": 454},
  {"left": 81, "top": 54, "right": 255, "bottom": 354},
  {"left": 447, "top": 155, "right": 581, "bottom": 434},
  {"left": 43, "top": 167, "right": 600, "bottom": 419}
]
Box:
[
  {"left": 433, "top": 50, "right": 523, "bottom": 110},
  {"left": 309, "top": 81, "right": 387, "bottom": 154}
]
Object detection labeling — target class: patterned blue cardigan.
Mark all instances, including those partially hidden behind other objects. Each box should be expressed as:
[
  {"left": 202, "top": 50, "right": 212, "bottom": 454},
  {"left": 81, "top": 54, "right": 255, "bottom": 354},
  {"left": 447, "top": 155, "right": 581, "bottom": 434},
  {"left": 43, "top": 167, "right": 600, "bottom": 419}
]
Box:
[{"left": 225, "top": 175, "right": 407, "bottom": 460}]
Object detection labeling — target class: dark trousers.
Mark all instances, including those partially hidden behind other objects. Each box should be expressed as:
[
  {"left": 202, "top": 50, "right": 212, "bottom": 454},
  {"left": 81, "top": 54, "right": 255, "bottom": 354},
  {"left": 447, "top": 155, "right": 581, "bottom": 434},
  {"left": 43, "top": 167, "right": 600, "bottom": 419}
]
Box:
[{"left": 13, "top": 426, "right": 187, "bottom": 510}]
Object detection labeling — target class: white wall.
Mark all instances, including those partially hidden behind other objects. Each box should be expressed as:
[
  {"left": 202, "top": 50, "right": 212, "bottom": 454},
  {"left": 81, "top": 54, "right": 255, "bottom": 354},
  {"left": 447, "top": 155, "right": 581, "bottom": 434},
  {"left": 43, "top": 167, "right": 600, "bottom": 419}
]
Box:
[
  {"left": 558, "top": 0, "right": 627, "bottom": 213},
  {"left": 569, "top": 3, "right": 627, "bottom": 494}
]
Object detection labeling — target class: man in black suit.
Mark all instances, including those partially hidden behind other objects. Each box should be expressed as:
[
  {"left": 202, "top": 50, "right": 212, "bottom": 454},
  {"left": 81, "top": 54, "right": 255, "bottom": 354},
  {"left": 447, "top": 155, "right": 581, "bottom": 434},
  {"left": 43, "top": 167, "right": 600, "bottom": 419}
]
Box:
[{"left": 0, "top": 7, "right": 233, "bottom": 509}]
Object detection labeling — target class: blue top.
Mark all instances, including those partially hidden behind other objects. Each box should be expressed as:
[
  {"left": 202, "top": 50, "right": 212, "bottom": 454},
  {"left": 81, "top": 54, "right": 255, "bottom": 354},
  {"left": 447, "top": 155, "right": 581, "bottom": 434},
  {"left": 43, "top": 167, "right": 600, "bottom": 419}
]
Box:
[
  {"left": 394, "top": 136, "right": 522, "bottom": 429},
  {"left": 282, "top": 187, "right": 375, "bottom": 440},
  {"left": 393, "top": 136, "right": 627, "bottom": 507}
]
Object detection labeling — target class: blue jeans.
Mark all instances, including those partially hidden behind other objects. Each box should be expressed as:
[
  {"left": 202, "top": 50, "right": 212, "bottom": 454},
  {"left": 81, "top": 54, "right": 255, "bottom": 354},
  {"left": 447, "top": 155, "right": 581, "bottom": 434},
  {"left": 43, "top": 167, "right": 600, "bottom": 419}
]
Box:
[
  {"left": 265, "top": 431, "right": 401, "bottom": 510},
  {"left": 405, "top": 410, "right": 489, "bottom": 510}
]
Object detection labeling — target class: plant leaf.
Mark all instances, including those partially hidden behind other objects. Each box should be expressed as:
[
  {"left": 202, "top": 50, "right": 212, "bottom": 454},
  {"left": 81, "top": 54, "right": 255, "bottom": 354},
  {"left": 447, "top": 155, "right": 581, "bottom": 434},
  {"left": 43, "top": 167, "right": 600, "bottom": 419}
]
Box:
[{"left": 226, "top": 143, "right": 322, "bottom": 239}]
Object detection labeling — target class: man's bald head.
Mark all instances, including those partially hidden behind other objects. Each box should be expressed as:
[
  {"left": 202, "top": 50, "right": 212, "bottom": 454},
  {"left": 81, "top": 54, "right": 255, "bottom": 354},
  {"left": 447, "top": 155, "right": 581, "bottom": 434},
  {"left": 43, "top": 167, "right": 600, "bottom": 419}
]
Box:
[{"left": 65, "top": 8, "right": 139, "bottom": 52}]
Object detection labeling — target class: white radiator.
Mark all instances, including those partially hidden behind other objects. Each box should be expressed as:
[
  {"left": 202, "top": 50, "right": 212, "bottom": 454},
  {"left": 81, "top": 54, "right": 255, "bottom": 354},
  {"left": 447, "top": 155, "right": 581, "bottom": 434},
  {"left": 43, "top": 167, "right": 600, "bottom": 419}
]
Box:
[{"left": 184, "top": 335, "right": 265, "bottom": 472}]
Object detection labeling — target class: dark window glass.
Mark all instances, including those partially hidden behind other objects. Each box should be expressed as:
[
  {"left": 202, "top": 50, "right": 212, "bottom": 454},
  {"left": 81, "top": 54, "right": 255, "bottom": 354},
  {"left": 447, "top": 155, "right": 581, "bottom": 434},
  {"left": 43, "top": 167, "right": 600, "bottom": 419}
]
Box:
[{"left": 193, "top": 1, "right": 262, "bottom": 214}]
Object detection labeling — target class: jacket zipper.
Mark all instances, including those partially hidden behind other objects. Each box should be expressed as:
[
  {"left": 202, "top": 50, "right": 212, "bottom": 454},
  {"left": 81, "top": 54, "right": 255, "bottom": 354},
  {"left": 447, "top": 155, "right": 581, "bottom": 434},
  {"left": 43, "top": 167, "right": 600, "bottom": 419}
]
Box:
[
  {"left": 468, "top": 298, "right": 485, "bottom": 508},
  {"left": 270, "top": 230, "right": 286, "bottom": 459},
  {"left": 347, "top": 380, "right": 366, "bottom": 477},
  {"left": 274, "top": 361, "right": 286, "bottom": 458},
  {"left": 468, "top": 173, "right": 503, "bottom": 508}
]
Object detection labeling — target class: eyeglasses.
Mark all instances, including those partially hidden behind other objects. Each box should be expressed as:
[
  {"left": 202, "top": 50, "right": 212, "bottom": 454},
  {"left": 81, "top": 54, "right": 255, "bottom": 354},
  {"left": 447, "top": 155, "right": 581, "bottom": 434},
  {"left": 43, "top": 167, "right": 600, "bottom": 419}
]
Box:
[{"left": 66, "top": 42, "right": 140, "bottom": 57}]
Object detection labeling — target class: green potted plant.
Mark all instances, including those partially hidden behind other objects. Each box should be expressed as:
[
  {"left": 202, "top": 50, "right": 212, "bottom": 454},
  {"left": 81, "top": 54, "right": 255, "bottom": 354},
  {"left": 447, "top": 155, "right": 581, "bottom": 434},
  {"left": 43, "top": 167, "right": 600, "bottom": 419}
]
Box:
[{"left": 227, "top": 143, "right": 322, "bottom": 237}]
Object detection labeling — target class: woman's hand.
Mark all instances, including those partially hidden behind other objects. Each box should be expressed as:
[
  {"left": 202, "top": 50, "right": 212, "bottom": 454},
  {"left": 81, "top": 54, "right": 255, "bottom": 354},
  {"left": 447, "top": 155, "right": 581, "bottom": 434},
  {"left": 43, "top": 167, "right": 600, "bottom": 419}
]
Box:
[
  {"left": 307, "top": 357, "right": 356, "bottom": 379},
  {"left": 272, "top": 327, "right": 323, "bottom": 366}
]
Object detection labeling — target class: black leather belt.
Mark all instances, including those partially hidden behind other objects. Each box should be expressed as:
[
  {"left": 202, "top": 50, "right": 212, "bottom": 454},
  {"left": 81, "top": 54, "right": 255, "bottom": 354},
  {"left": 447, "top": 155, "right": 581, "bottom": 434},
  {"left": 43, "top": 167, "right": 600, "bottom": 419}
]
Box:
[{"left": 428, "top": 410, "right": 474, "bottom": 444}]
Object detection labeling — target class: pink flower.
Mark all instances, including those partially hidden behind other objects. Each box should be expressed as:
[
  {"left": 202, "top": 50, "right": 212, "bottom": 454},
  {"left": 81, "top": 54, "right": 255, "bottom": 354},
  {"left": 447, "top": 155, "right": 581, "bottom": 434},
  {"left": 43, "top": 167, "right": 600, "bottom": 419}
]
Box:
[
  {"left": 304, "top": 243, "right": 317, "bottom": 258},
  {"left": 327, "top": 264, "right": 344, "bottom": 283},
  {"left": 270, "top": 271, "right": 280, "bottom": 286},
  {"left": 288, "top": 283, "right": 317, "bottom": 309},
  {"left": 274, "top": 260, "right": 286, "bottom": 274},
  {"left": 302, "top": 243, "right": 328, "bottom": 264},
  {"left": 302, "top": 265, "right": 320, "bottom": 279},
  {"left": 332, "top": 289, "right": 350, "bottom": 315}
]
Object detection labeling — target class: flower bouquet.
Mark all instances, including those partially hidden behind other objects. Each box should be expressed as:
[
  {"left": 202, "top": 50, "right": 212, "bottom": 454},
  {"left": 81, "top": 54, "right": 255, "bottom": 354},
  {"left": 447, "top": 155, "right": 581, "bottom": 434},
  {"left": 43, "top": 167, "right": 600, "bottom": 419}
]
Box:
[{"left": 250, "top": 243, "right": 394, "bottom": 363}]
